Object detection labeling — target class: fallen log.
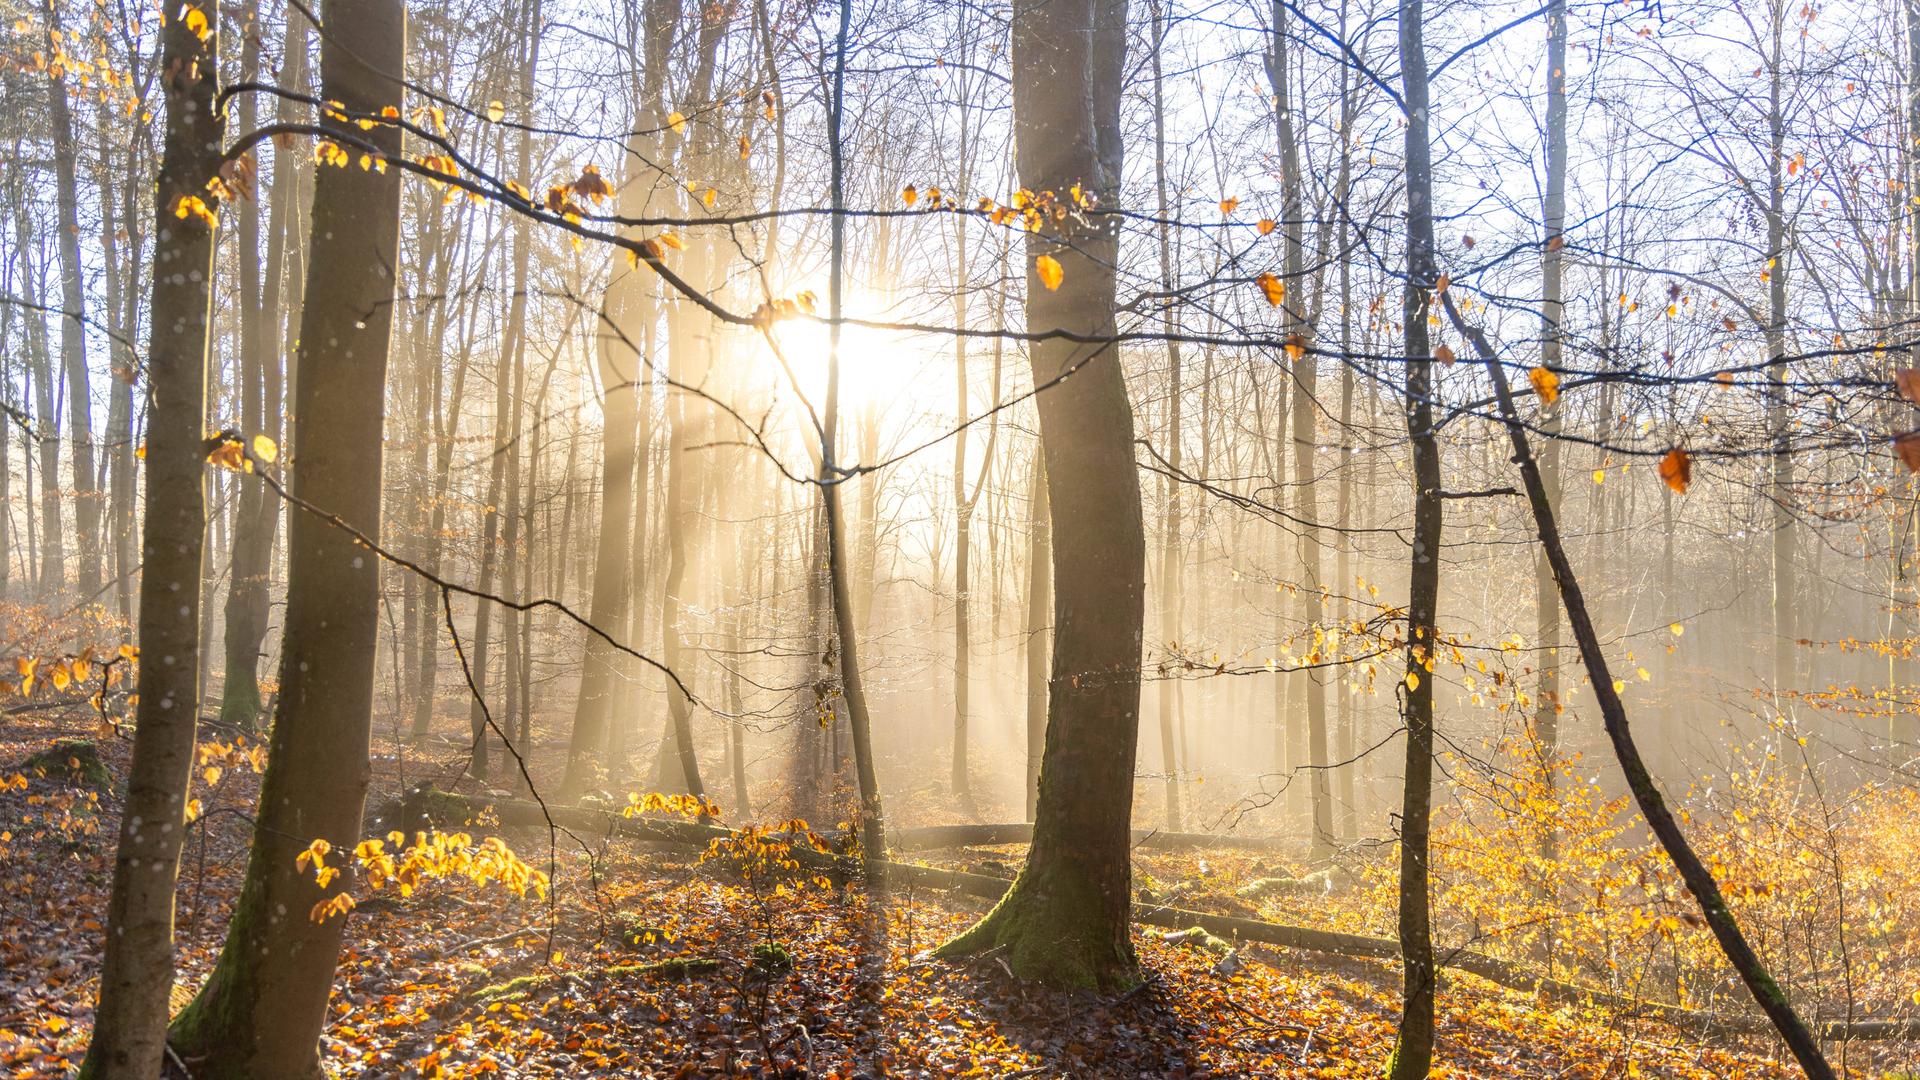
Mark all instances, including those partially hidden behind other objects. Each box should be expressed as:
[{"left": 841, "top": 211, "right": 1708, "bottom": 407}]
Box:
[
  {"left": 891, "top": 821, "right": 1291, "bottom": 854},
  {"left": 402, "top": 788, "right": 1920, "bottom": 1040}
]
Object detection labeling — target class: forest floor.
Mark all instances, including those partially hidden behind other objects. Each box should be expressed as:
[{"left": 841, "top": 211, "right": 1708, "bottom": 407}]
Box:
[{"left": 0, "top": 705, "right": 1876, "bottom": 1078}]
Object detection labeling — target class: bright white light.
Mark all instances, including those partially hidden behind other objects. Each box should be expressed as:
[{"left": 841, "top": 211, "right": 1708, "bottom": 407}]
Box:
[{"left": 759, "top": 313, "right": 924, "bottom": 420}]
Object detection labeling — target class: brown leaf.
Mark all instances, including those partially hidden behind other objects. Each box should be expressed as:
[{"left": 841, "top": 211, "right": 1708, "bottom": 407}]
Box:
[
  {"left": 1894, "top": 368, "right": 1920, "bottom": 407},
  {"left": 1659, "top": 448, "right": 1691, "bottom": 494},
  {"left": 1898, "top": 432, "right": 1920, "bottom": 473}
]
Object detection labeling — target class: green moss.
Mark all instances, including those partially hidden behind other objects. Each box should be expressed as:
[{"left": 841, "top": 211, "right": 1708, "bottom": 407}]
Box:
[
  {"left": 935, "top": 862, "right": 1138, "bottom": 991},
  {"left": 749, "top": 943, "right": 793, "bottom": 977},
  {"left": 466, "top": 958, "right": 720, "bottom": 1003},
  {"left": 216, "top": 675, "right": 263, "bottom": 732},
  {"left": 18, "top": 739, "right": 112, "bottom": 792},
  {"left": 616, "top": 919, "right": 680, "bottom": 949},
  {"left": 467, "top": 972, "right": 551, "bottom": 1004}
]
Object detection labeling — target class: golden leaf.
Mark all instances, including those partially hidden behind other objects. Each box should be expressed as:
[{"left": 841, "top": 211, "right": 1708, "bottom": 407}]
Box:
[
  {"left": 1256, "top": 272, "right": 1284, "bottom": 307},
  {"left": 667, "top": 110, "right": 687, "bottom": 136},
  {"left": 486, "top": 99, "right": 505, "bottom": 123},
  {"left": 1528, "top": 366, "right": 1560, "bottom": 406},
  {"left": 1035, "top": 254, "right": 1064, "bottom": 292}
]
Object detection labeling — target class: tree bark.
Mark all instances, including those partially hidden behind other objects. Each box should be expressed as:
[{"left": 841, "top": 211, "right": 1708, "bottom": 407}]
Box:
[
  {"left": 218, "top": 0, "right": 283, "bottom": 730},
  {"left": 1387, "top": 0, "right": 1443, "bottom": 1072},
  {"left": 167, "top": 0, "right": 404, "bottom": 1070},
  {"left": 936, "top": 0, "right": 1142, "bottom": 990},
  {"left": 1023, "top": 452, "right": 1050, "bottom": 821},
  {"left": 1149, "top": 0, "right": 1185, "bottom": 833},
  {"left": 76, "top": 7, "right": 223, "bottom": 1074}
]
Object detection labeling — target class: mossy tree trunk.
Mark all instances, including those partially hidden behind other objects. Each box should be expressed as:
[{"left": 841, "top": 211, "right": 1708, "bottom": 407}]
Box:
[
  {"left": 166, "top": 0, "right": 404, "bottom": 1072},
  {"left": 936, "top": 0, "right": 1143, "bottom": 991},
  {"left": 77, "top": 7, "right": 223, "bottom": 1075}
]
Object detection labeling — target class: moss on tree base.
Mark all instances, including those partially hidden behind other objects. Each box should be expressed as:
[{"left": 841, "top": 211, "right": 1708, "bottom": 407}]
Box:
[{"left": 934, "top": 862, "right": 1138, "bottom": 992}]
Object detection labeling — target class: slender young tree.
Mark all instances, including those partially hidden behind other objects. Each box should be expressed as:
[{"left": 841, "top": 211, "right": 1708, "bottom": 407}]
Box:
[
  {"left": 168, "top": 0, "right": 405, "bottom": 1069},
  {"left": 1387, "top": 0, "right": 1444, "bottom": 1071},
  {"left": 77, "top": 4, "right": 224, "bottom": 1073}
]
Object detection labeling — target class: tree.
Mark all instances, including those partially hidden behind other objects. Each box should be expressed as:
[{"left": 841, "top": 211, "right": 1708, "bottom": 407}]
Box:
[
  {"left": 167, "top": 0, "right": 405, "bottom": 1069},
  {"left": 77, "top": 3, "right": 223, "bottom": 1072},
  {"left": 936, "top": 0, "right": 1143, "bottom": 990},
  {"left": 1386, "top": 0, "right": 1444, "bottom": 1070}
]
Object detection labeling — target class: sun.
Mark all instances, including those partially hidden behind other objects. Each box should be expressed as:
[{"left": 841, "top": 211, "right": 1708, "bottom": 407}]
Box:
[{"left": 757, "top": 311, "right": 928, "bottom": 422}]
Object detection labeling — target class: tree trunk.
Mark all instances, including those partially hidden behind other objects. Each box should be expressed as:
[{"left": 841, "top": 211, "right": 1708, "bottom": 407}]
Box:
[
  {"left": 15, "top": 209, "right": 64, "bottom": 599},
  {"left": 1387, "top": 0, "right": 1443, "bottom": 1072},
  {"left": 1445, "top": 291, "right": 1838, "bottom": 1080},
  {"left": 42, "top": 0, "right": 101, "bottom": 600},
  {"left": 1023, "top": 452, "right": 1051, "bottom": 821},
  {"left": 1270, "top": 3, "right": 1333, "bottom": 858},
  {"left": 167, "top": 0, "right": 405, "bottom": 1071},
  {"left": 1149, "top": 0, "right": 1185, "bottom": 833},
  {"left": 76, "top": 8, "right": 223, "bottom": 1074},
  {"left": 937, "top": 0, "right": 1141, "bottom": 990},
  {"left": 219, "top": 1, "right": 283, "bottom": 730},
  {"left": 815, "top": 0, "right": 884, "bottom": 859},
  {"left": 1533, "top": 0, "right": 1569, "bottom": 965}
]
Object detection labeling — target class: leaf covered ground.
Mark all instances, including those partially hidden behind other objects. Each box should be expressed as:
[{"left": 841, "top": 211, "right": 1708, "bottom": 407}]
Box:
[{"left": 0, "top": 709, "right": 1905, "bottom": 1078}]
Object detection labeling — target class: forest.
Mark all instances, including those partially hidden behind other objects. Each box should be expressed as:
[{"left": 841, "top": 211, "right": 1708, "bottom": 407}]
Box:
[{"left": 1, "top": 0, "right": 1919, "bottom": 1074}]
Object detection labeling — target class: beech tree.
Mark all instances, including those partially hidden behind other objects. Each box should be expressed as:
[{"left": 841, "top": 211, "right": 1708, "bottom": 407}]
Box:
[
  {"left": 936, "top": 0, "right": 1144, "bottom": 989},
  {"left": 77, "top": 3, "right": 222, "bottom": 1072},
  {"left": 166, "top": 0, "right": 405, "bottom": 1069}
]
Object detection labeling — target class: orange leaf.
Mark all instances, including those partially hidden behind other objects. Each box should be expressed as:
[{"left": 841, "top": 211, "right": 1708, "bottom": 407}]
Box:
[
  {"left": 1659, "top": 448, "right": 1691, "bottom": 493},
  {"left": 1035, "top": 254, "right": 1063, "bottom": 292},
  {"left": 1528, "top": 366, "right": 1559, "bottom": 405},
  {"left": 1257, "top": 218, "right": 1276, "bottom": 236},
  {"left": 1434, "top": 344, "right": 1456, "bottom": 366},
  {"left": 1256, "top": 272, "right": 1284, "bottom": 307}
]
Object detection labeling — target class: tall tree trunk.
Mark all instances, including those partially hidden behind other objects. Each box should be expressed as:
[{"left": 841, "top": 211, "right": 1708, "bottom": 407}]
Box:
[
  {"left": 76, "top": 7, "right": 223, "bottom": 1073},
  {"left": 219, "top": 0, "right": 280, "bottom": 730},
  {"left": 42, "top": 0, "right": 101, "bottom": 599},
  {"left": 1387, "top": 0, "right": 1444, "bottom": 1072},
  {"left": 1149, "top": 0, "right": 1184, "bottom": 832},
  {"left": 1533, "top": 0, "right": 1569, "bottom": 964},
  {"left": 816, "top": 0, "right": 882, "bottom": 858},
  {"left": 1266, "top": 0, "right": 1331, "bottom": 854},
  {"left": 15, "top": 211, "right": 64, "bottom": 598},
  {"left": 937, "top": 0, "right": 1140, "bottom": 989},
  {"left": 1765, "top": 18, "right": 1795, "bottom": 693},
  {"left": 168, "top": 0, "right": 405, "bottom": 1070}
]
